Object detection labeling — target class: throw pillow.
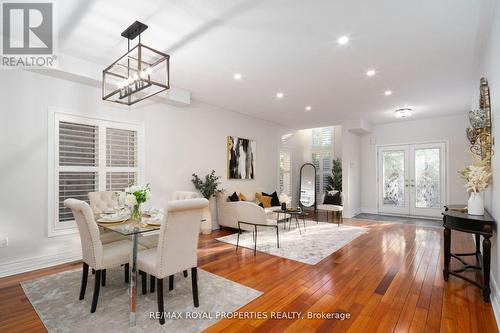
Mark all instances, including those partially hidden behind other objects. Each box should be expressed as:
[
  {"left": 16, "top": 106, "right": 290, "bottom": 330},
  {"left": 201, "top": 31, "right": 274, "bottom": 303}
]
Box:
[
  {"left": 323, "top": 191, "right": 342, "bottom": 205},
  {"left": 270, "top": 191, "right": 280, "bottom": 206},
  {"left": 259, "top": 195, "right": 272, "bottom": 208},
  {"left": 228, "top": 192, "right": 240, "bottom": 202},
  {"left": 238, "top": 192, "right": 247, "bottom": 201}
]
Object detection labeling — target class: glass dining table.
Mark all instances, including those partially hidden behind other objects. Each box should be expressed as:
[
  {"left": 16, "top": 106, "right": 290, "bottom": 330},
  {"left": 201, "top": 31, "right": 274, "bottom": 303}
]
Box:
[{"left": 98, "top": 219, "right": 161, "bottom": 327}]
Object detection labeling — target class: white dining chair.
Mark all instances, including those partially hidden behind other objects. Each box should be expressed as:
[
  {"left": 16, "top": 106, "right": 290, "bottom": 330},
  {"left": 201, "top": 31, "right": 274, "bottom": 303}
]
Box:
[
  {"left": 88, "top": 191, "right": 127, "bottom": 244},
  {"left": 137, "top": 198, "right": 208, "bottom": 325},
  {"left": 64, "top": 198, "right": 144, "bottom": 313},
  {"left": 137, "top": 191, "right": 200, "bottom": 293}
]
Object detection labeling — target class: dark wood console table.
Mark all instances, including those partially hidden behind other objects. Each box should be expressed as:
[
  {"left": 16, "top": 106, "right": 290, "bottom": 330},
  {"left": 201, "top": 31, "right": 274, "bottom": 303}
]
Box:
[{"left": 443, "top": 205, "right": 495, "bottom": 302}]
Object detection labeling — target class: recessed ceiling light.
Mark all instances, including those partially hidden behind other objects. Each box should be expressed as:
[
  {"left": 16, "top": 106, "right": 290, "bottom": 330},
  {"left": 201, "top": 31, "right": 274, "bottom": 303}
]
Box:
[
  {"left": 233, "top": 73, "right": 242, "bottom": 80},
  {"left": 395, "top": 108, "right": 412, "bottom": 118},
  {"left": 305, "top": 106, "right": 312, "bottom": 111},
  {"left": 384, "top": 90, "right": 392, "bottom": 96},
  {"left": 366, "top": 69, "right": 376, "bottom": 77},
  {"left": 276, "top": 92, "right": 284, "bottom": 99},
  {"left": 337, "top": 36, "right": 349, "bottom": 45}
]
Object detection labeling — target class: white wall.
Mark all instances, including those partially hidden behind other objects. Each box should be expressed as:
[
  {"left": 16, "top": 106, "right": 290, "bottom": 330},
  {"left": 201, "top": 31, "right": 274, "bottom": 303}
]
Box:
[
  {"left": 0, "top": 70, "right": 287, "bottom": 276},
  {"left": 341, "top": 126, "right": 362, "bottom": 217},
  {"left": 478, "top": 0, "right": 500, "bottom": 319},
  {"left": 360, "top": 115, "right": 470, "bottom": 214}
]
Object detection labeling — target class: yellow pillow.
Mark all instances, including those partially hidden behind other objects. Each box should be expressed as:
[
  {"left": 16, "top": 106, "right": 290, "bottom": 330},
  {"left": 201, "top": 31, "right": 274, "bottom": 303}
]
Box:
[
  {"left": 259, "top": 195, "right": 272, "bottom": 208},
  {"left": 255, "top": 192, "right": 263, "bottom": 203},
  {"left": 238, "top": 192, "right": 247, "bottom": 201}
]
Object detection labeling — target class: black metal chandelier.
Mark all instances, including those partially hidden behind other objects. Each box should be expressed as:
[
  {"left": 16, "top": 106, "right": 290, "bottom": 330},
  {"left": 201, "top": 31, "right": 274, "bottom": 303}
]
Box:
[{"left": 102, "top": 21, "right": 170, "bottom": 105}]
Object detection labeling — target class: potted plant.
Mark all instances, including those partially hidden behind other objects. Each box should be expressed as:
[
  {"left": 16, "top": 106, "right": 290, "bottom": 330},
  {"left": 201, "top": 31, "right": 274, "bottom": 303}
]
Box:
[
  {"left": 328, "top": 158, "right": 342, "bottom": 192},
  {"left": 458, "top": 157, "right": 492, "bottom": 215},
  {"left": 192, "top": 170, "right": 223, "bottom": 234}
]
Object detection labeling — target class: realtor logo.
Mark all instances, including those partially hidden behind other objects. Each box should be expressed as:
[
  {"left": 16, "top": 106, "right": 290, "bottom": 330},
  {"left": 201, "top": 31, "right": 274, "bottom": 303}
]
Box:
[{"left": 1, "top": 1, "right": 56, "bottom": 68}]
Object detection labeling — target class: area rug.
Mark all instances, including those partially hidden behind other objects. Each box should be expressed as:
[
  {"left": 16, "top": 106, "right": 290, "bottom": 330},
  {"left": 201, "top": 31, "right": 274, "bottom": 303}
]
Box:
[
  {"left": 21, "top": 267, "right": 262, "bottom": 333},
  {"left": 216, "top": 220, "right": 368, "bottom": 265}
]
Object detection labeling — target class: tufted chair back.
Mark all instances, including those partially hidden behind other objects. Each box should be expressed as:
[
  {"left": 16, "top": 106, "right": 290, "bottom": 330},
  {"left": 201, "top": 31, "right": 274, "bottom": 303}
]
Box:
[
  {"left": 172, "top": 191, "right": 199, "bottom": 201},
  {"left": 155, "top": 198, "right": 208, "bottom": 278},
  {"left": 64, "top": 199, "right": 103, "bottom": 269},
  {"left": 88, "top": 191, "right": 119, "bottom": 214}
]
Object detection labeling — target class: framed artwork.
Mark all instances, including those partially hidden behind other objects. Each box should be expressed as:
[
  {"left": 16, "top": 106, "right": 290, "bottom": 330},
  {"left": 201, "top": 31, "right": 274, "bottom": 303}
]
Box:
[{"left": 227, "top": 136, "right": 255, "bottom": 179}]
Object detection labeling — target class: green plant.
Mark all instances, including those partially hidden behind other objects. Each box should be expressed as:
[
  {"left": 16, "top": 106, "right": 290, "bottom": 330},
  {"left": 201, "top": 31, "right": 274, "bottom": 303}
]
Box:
[
  {"left": 191, "top": 170, "right": 223, "bottom": 199},
  {"left": 327, "top": 158, "right": 342, "bottom": 192}
]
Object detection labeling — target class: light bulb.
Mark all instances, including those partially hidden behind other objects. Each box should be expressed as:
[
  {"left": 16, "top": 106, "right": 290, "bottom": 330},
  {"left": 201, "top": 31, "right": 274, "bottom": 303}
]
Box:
[
  {"left": 145, "top": 67, "right": 152, "bottom": 75},
  {"left": 139, "top": 71, "right": 146, "bottom": 79}
]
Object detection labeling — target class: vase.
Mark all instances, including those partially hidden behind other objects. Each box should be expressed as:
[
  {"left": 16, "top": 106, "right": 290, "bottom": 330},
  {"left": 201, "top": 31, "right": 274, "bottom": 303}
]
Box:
[
  {"left": 201, "top": 199, "right": 213, "bottom": 235},
  {"left": 468, "top": 192, "right": 484, "bottom": 215},
  {"left": 131, "top": 204, "right": 141, "bottom": 222}
]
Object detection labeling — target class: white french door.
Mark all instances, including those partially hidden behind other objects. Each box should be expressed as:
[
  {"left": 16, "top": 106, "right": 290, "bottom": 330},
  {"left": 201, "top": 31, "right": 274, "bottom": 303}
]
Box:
[{"left": 378, "top": 142, "right": 446, "bottom": 218}]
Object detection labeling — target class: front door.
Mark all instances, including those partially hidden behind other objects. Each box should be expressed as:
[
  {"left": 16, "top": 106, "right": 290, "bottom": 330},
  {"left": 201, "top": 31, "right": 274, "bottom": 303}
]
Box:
[{"left": 378, "top": 142, "right": 446, "bottom": 218}]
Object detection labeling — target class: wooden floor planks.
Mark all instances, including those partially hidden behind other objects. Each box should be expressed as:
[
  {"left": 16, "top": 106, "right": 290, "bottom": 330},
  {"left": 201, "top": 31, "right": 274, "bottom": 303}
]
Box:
[{"left": 0, "top": 217, "right": 497, "bottom": 332}]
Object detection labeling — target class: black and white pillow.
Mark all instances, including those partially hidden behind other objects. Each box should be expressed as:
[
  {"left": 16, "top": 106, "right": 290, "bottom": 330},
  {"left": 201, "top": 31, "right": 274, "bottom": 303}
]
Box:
[
  {"left": 228, "top": 192, "right": 240, "bottom": 202},
  {"left": 323, "top": 191, "right": 342, "bottom": 205}
]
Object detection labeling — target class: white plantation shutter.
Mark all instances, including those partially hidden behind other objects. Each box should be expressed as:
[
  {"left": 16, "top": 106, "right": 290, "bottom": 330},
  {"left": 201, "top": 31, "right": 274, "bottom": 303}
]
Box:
[
  {"left": 106, "top": 128, "right": 137, "bottom": 167},
  {"left": 58, "top": 121, "right": 99, "bottom": 222},
  {"left": 106, "top": 128, "right": 138, "bottom": 191},
  {"left": 311, "top": 126, "right": 334, "bottom": 201},
  {"left": 279, "top": 150, "right": 292, "bottom": 197},
  {"left": 50, "top": 112, "right": 142, "bottom": 236}
]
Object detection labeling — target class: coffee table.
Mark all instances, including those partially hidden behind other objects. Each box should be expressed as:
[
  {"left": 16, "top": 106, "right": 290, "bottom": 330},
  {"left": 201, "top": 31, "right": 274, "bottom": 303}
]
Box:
[{"left": 273, "top": 208, "right": 306, "bottom": 233}]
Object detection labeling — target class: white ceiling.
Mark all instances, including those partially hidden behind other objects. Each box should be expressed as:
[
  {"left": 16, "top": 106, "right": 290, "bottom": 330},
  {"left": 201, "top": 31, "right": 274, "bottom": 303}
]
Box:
[{"left": 58, "top": 0, "right": 492, "bottom": 128}]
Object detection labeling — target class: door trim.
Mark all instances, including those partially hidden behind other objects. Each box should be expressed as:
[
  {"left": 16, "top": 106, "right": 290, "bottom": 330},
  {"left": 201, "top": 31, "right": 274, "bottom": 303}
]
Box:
[{"left": 376, "top": 140, "right": 449, "bottom": 218}]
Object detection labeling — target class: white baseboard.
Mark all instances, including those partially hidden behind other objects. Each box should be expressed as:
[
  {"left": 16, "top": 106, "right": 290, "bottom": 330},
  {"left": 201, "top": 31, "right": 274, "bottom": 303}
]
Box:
[
  {"left": 490, "top": 273, "right": 500, "bottom": 326},
  {"left": 361, "top": 207, "right": 378, "bottom": 214},
  {"left": 0, "top": 247, "right": 82, "bottom": 278},
  {"left": 345, "top": 208, "right": 362, "bottom": 218}
]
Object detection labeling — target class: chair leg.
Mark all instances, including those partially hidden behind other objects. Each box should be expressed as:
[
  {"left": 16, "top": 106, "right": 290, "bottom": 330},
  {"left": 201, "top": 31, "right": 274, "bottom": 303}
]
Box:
[
  {"left": 183, "top": 270, "right": 188, "bottom": 278},
  {"left": 191, "top": 267, "right": 199, "bottom": 307},
  {"left": 157, "top": 278, "right": 165, "bottom": 325},
  {"left": 90, "top": 270, "right": 101, "bottom": 313},
  {"left": 92, "top": 269, "right": 95, "bottom": 275},
  {"left": 150, "top": 275, "right": 156, "bottom": 293},
  {"left": 236, "top": 227, "right": 240, "bottom": 251},
  {"left": 140, "top": 271, "right": 147, "bottom": 295},
  {"left": 101, "top": 269, "right": 106, "bottom": 287},
  {"left": 79, "top": 262, "right": 89, "bottom": 300},
  {"left": 254, "top": 225, "right": 257, "bottom": 255},
  {"left": 169, "top": 275, "right": 174, "bottom": 291},
  {"left": 276, "top": 226, "right": 280, "bottom": 248},
  {"left": 124, "top": 263, "right": 129, "bottom": 283}
]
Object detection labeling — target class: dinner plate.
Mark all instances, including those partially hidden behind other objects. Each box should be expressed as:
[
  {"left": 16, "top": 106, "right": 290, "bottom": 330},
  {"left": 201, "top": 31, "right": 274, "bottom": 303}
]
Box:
[
  {"left": 97, "top": 215, "right": 129, "bottom": 223},
  {"left": 146, "top": 219, "right": 162, "bottom": 226}
]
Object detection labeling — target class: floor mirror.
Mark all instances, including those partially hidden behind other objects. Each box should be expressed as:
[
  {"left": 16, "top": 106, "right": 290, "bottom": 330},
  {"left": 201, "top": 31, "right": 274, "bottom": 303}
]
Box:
[{"left": 299, "top": 163, "right": 317, "bottom": 211}]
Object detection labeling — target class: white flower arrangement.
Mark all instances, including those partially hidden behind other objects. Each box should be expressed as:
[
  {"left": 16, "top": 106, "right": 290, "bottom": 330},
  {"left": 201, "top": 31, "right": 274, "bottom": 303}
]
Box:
[
  {"left": 458, "top": 157, "right": 492, "bottom": 193},
  {"left": 123, "top": 183, "right": 151, "bottom": 208}
]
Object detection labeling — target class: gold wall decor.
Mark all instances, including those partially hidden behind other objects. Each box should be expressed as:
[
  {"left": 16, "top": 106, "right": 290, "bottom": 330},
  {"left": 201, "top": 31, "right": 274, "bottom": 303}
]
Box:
[{"left": 467, "top": 77, "right": 494, "bottom": 164}]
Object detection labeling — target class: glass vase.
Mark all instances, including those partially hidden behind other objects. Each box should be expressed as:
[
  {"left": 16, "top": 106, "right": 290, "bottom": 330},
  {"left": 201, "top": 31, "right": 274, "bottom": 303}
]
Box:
[{"left": 131, "top": 204, "right": 141, "bottom": 222}]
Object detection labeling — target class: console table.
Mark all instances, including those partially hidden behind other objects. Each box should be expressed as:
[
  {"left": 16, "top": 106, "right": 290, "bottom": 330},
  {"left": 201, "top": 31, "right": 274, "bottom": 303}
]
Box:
[{"left": 443, "top": 205, "right": 495, "bottom": 302}]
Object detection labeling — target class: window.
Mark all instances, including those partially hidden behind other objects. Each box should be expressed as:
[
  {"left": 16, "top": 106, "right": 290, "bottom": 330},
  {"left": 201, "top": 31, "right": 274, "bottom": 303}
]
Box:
[
  {"left": 279, "top": 150, "right": 292, "bottom": 197},
  {"left": 311, "top": 127, "right": 333, "bottom": 200},
  {"left": 49, "top": 112, "right": 142, "bottom": 236}
]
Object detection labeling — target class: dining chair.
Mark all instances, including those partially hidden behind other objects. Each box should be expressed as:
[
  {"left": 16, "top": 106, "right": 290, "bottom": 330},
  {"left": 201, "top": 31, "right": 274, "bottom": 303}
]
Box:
[
  {"left": 64, "top": 198, "right": 144, "bottom": 313},
  {"left": 137, "top": 191, "right": 199, "bottom": 293},
  {"left": 137, "top": 198, "right": 209, "bottom": 325},
  {"left": 88, "top": 191, "right": 127, "bottom": 244}
]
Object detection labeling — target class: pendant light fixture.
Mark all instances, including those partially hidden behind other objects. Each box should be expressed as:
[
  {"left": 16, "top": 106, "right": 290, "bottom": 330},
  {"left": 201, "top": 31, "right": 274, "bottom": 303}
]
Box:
[{"left": 102, "top": 21, "right": 170, "bottom": 105}]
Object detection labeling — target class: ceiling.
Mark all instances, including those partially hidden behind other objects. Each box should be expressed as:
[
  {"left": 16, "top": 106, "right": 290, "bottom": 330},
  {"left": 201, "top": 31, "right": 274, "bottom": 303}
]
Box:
[{"left": 58, "top": 0, "right": 492, "bottom": 128}]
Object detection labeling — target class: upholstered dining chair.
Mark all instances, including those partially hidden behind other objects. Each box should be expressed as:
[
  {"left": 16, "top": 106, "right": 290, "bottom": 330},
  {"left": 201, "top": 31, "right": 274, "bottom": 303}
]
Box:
[
  {"left": 88, "top": 191, "right": 127, "bottom": 244},
  {"left": 137, "top": 198, "right": 208, "bottom": 325},
  {"left": 64, "top": 199, "right": 143, "bottom": 313},
  {"left": 137, "top": 191, "right": 199, "bottom": 293}
]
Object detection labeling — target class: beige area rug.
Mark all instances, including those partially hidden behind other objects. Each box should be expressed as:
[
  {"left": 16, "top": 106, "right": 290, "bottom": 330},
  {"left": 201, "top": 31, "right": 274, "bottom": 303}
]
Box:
[
  {"left": 216, "top": 220, "right": 368, "bottom": 265},
  {"left": 21, "top": 267, "right": 262, "bottom": 332}
]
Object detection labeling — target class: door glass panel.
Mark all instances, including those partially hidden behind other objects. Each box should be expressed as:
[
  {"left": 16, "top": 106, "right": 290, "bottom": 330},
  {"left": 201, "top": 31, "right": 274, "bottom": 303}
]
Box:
[
  {"left": 382, "top": 151, "right": 405, "bottom": 207},
  {"left": 414, "top": 148, "right": 441, "bottom": 208}
]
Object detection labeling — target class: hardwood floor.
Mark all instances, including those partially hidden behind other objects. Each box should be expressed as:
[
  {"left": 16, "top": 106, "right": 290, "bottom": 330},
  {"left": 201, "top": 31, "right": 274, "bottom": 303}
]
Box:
[{"left": 0, "top": 217, "right": 497, "bottom": 332}]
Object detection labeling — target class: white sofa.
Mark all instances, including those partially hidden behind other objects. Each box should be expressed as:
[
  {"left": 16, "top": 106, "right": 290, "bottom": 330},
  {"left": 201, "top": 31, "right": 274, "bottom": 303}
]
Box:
[{"left": 216, "top": 191, "right": 285, "bottom": 229}]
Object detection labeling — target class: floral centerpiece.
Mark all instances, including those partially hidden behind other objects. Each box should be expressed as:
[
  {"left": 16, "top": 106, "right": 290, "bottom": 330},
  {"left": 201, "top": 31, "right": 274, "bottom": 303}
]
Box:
[
  {"left": 123, "top": 183, "right": 151, "bottom": 221},
  {"left": 458, "top": 157, "right": 492, "bottom": 215}
]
